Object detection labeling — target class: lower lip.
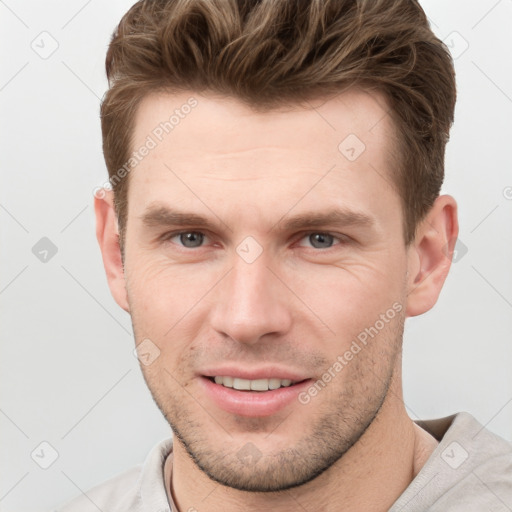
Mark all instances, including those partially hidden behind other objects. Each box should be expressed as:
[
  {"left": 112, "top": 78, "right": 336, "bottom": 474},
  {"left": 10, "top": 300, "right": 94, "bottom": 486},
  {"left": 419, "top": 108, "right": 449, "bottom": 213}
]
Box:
[{"left": 199, "top": 377, "right": 312, "bottom": 417}]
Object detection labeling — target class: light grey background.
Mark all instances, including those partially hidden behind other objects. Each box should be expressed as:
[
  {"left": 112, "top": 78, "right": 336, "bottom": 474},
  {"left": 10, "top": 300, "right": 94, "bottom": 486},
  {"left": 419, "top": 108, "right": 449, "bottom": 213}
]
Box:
[{"left": 1, "top": 1, "right": 511, "bottom": 510}]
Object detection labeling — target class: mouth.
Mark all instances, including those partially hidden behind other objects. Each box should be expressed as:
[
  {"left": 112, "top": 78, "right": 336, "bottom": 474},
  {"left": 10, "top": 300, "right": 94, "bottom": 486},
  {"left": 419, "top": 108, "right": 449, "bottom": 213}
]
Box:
[
  {"left": 200, "top": 373, "right": 312, "bottom": 417},
  {"left": 207, "top": 375, "right": 305, "bottom": 392}
]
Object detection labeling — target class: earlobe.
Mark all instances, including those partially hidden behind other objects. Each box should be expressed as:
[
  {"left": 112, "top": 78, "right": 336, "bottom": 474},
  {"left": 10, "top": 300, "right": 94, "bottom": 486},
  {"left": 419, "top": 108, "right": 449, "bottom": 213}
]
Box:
[
  {"left": 94, "top": 189, "right": 130, "bottom": 312},
  {"left": 405, "top": 195, "right": 459, "bottom": 318}
]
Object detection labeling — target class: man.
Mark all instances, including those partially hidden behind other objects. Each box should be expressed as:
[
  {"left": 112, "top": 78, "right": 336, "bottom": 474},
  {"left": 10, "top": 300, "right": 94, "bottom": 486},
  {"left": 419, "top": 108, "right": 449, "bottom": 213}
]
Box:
[{"left": 57, "top": 0, "right": 512, "bottom": 510}]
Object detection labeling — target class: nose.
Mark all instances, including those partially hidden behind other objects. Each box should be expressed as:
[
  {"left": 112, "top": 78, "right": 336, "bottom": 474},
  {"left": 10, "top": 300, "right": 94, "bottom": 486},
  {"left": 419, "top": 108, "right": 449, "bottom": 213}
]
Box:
[{"left": 210, "top": 253, "right": 293, "bottom": 345}]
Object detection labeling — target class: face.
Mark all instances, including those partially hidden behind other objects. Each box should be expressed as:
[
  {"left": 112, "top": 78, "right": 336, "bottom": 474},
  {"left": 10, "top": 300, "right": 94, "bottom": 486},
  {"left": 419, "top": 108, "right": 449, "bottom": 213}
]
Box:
[{"left": 121, "top": 89, "right": 411, "bottom": 491}]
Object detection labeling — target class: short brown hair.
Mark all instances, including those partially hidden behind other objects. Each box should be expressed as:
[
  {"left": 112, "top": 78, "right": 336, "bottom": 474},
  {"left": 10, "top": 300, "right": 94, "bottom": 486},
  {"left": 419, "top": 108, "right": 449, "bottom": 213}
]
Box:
[{"left": 101, "top": 0, "right": 456, "bottom": 251}]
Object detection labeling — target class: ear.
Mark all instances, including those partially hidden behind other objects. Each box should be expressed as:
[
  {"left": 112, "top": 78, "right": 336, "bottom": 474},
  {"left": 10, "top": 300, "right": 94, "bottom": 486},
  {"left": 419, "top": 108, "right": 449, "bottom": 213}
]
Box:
[
  {"left": 94, "top": 189, "right": 130, "bottom": 312},
  {"left": 405, "top": 194, "right": 459, "bottom": 317}
]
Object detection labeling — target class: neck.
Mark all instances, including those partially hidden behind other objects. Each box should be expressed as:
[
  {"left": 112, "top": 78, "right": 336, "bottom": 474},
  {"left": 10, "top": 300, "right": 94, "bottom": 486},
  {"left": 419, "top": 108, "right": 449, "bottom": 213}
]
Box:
[{"left": 169, "top": 370, "right": 438, "bottom": 512}]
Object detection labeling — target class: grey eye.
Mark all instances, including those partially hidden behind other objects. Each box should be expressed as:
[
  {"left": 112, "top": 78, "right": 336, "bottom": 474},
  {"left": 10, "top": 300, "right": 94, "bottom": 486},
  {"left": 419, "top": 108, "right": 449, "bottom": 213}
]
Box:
[
  {"left": 308, "top": 233, "right": 334, "bottom": 249},
  {"left": 179, "top": 232, "right": 204, "bottom": 248}
]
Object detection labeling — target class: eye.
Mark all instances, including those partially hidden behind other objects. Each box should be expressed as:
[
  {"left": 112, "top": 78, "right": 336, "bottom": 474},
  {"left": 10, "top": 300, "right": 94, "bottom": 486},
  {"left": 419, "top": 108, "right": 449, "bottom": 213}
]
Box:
[
  {"left": 299, "top": 232, "right": 341, "bottom": 249},
  {"left": 167, "top": 231, "right": 206, "bottom": 248}
]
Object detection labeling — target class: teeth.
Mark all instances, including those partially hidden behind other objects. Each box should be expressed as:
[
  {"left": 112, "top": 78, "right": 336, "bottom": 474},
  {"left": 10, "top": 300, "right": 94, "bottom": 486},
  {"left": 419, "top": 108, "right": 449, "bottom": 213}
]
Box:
[
  {"left": 233, "top": 378, "right": 251, "bottom": 390},
  {"left": 250, "top": 379, "right": 268, "bottom": 391},
  {"left": 212, "top": 376, "right": 297, "bottom": 391},
  {"left": 269, "top": 378, "right": 281, "bottom": 390}
]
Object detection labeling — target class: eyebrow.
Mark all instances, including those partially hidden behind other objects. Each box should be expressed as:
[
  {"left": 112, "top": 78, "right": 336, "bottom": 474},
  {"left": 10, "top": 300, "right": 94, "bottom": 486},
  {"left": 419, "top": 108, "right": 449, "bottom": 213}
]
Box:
[
  {"left": 139, "top": 204, "right": 375, "bottom": 232},
  {"left": 277, "top": 209, "right": 374, "bottom": 232}
]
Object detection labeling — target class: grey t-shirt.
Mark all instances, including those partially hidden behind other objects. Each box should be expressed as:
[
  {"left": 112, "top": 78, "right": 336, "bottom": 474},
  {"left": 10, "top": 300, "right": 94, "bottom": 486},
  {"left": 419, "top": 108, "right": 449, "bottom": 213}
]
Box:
[{"left": 55, "top": 412, "right": 512, "bottom": 511}]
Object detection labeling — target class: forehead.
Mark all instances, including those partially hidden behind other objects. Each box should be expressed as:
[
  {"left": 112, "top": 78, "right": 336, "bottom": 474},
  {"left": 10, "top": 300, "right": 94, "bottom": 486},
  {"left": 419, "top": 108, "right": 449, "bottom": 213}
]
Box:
[
  {"left": 127, "top": 88, "right": 401, "bottom": 233},
  {"left": 132, "top": 88, "right": 396, "bottom": 158}
]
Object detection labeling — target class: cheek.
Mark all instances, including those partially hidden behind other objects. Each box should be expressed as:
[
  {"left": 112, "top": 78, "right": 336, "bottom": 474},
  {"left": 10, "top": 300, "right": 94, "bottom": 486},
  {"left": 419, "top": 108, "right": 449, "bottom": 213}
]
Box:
[
  {"left": 282, "top": 253, "right": 405, "bottom": 340},
  {"left": 125, "top": 255, "right": 223, "bottom": 360},
  {"left": 126, "top": 256, "right": 203, "bottom": 316}
]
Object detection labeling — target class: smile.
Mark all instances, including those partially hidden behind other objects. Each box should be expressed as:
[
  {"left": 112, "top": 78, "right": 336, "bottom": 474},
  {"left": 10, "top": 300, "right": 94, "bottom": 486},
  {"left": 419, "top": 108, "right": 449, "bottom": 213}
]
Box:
[
  {"left": 200, "top": 374, "right": 312, "bottom": 417},
  {"left": 210, "top": 376, "right": 299, "bottom": 391}
]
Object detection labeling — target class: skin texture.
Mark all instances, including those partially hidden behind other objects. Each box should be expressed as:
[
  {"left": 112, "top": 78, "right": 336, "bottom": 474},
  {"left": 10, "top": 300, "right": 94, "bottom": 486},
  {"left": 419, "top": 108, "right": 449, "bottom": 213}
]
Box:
[{"left": 95, "top": 89, "right": 458, "bottom": 511}]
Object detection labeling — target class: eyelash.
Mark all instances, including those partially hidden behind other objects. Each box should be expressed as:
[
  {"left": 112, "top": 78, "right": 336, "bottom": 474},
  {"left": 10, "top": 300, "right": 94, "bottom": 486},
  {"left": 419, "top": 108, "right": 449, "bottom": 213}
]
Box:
[{"left": 159, "top": 230, "right": 349, "bottom": 250}]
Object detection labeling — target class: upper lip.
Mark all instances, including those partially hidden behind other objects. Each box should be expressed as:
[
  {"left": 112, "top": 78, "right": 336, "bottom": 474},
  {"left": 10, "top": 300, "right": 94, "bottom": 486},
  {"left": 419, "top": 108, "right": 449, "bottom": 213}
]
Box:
[{"left": 200, "top": 366, "right": 310, "bottom": 382}]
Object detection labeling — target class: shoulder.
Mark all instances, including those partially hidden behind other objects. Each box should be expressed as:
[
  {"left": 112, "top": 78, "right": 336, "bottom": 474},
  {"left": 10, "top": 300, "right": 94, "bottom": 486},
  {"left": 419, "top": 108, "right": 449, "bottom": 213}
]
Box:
[
  {"left": 391, "top": 412, "right": 512, "bottom": 512},
  {"left": 54, "top": 437, "right": 174, "bottom": 512},
  {"left": 55, "top": 465, "right": 143, "bottom": 512},
  {"left": 430, "top": 412, "right": 512, "bottom": 511}
]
